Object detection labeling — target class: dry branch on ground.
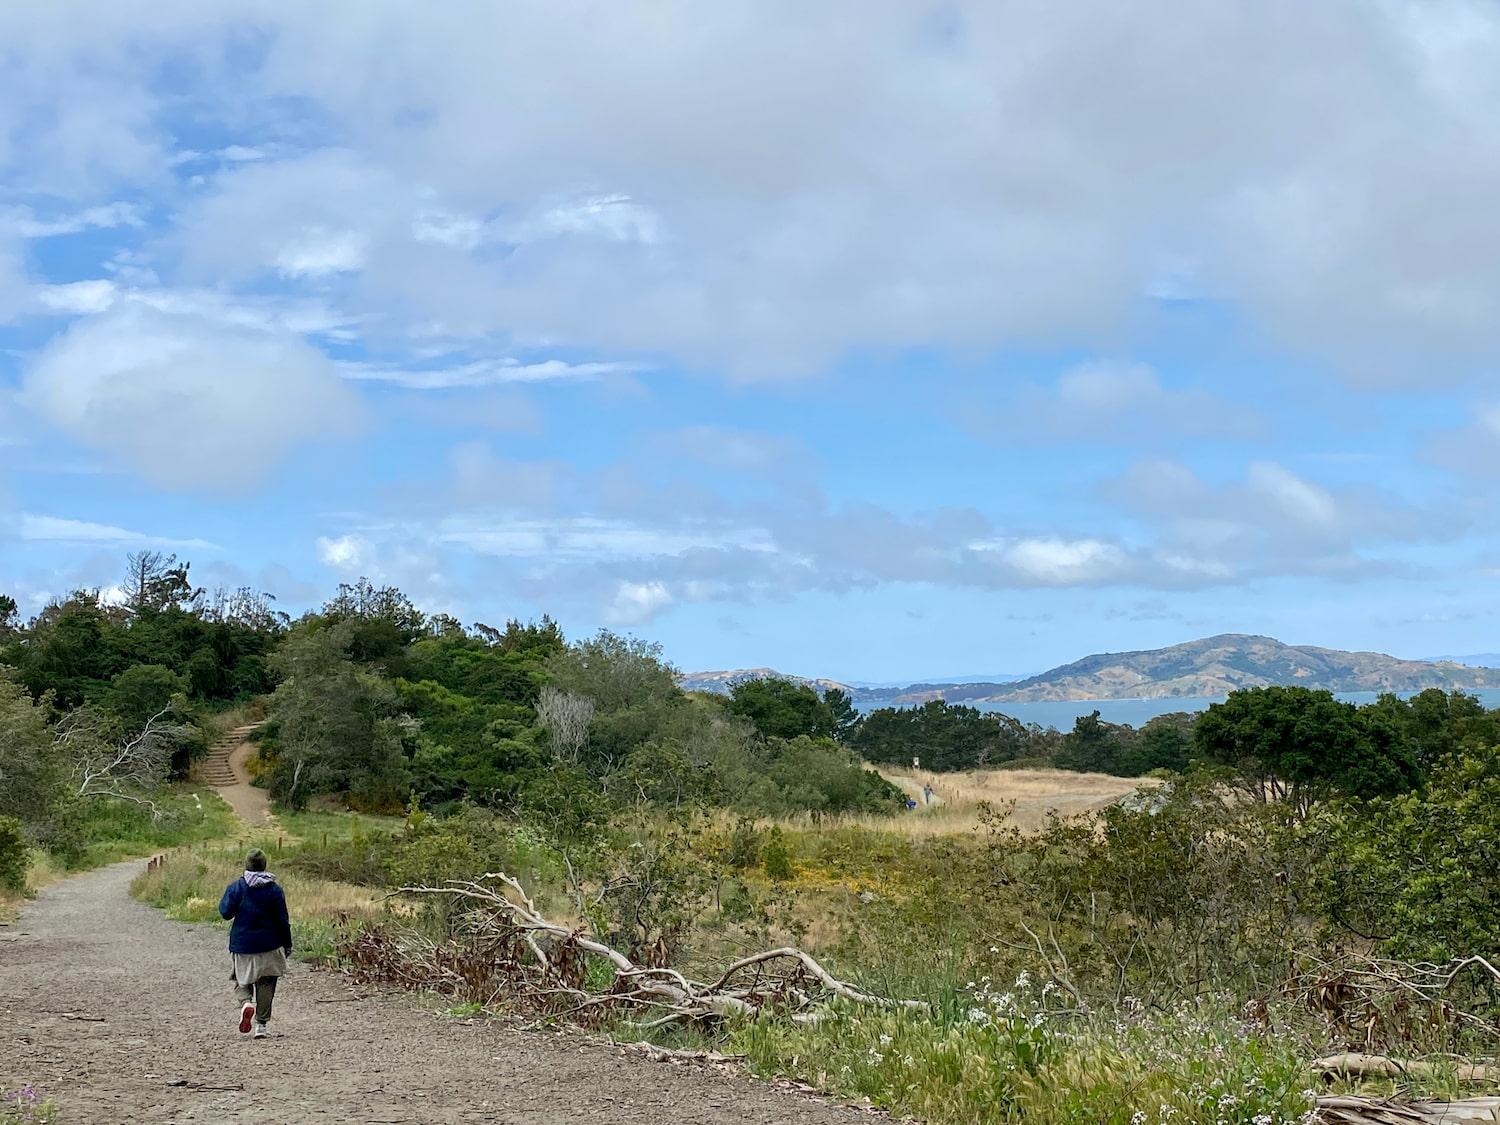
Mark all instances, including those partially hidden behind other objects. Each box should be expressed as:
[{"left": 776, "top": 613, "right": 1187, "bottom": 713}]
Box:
[
  {"left": 1312, "top": 1095, "right": 1500, "bottom": 1124},
  {"left": 365, "top": 871, "right": 928, "bottom": 1028}
]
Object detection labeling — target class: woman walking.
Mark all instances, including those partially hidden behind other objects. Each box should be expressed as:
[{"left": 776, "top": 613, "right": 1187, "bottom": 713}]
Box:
[{"left": 217, "top": 848, "right": 292, "bottom": 1039}]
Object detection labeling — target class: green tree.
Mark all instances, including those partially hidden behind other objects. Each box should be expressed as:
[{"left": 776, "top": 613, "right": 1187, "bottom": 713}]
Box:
[
  {"left": 123, "top": 551, "right": 201, "bottom": 613},
  {"left": 822, "top": 687, "right": 863, "bottom": 743},
  {"left": 1117, "top": 712, "right": 1195, "bottom": 775},
  {"left": 102, "top": 664, "right": 186, "bottom": 732},
  {"left": 0, "top": 674, "right": 75, "bottom": 847},
  {"left": 267, "top": 622, "right": 414, "bottom": 811},
  {"left": 853, "top": 700, "right": 1045, "bottom": 770},
  {"left": 728, "top": 677, "right": 836, "bottom": 740},
  {"left": 1366, "top": 688, "right": 1500, "bottom": 768},
  {"left": 755, "top": 735, "right": 905, "bottom": 815},
  {"left": 0, "top": 594, "right": 19, "bottom": 636},
  {"left": 1056, "top": 710, "right": 1137, "bottom": 774},
  {"left": 1194, "top": 686, "right": 1420, "bottom": 805},
  {"left": 1303, "top": 744, "right": 1499, "bottom": 961},
  {"left": 546, "top": 631, "right": 683, "bottom": 776},
  {"left": 0, "top": 816, "right": 27, "bottom": 892},
  {"left": 9, "top": 592, "right": 126, "bottom": 707}
]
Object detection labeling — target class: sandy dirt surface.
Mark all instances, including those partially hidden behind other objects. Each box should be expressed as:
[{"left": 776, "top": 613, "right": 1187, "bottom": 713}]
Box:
[
  {"left": 0, "top": 862, "right": 866, "bottom": 1124},
  {"left": 216, "top": 741, "right": 273, "bottom": 827},
  {"left": 194, "top": 727, "right": 272, "bottom": 827}
]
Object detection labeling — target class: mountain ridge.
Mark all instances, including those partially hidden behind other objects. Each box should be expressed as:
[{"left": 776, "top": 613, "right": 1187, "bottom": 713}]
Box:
[
  {"left": 677, "top": 667, "right": 853, "bottom": 696},
  {"left": 980, "top": 633, "right": 1500, "bottom": 702},
  {"left": 682, "top": 634, "right": 1500, "bottom": 703}
]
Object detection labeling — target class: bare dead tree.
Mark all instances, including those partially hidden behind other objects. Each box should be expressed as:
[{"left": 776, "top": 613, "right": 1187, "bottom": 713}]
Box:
[
  {"left": 202, "top": 585, "right": 288, "bottom": 630},
  {"left": 122, "top": 551, "right": 200, "bottom": 613},
  {"left": 123, "top": 550, "right": 168, "bottom": 611},
  {"left": 53, "top": 706, "right": 187, "bottom": 817},
  {"left": 537, "top": 686, "right": 594, "bottom": 765}
]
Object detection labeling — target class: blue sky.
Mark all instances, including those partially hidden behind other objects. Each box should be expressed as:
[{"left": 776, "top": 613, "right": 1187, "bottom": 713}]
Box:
[{"left": 3, "top": 2, "right": 1500, "bottom": 680}]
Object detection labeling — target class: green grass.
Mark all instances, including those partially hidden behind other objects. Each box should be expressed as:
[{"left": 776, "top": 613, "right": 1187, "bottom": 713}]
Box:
[
  {"left": 732, "top": 994, "right": 1318, "bottom": 1125},
  {"left": 0, "top": 786, "right": 240, "bottom": 923},
  {"left": 64, "top": 787, "right": 240, "bottom": 870},
  {"left": 0, "top": 1084, "right": 59, "bottom": 1124},
  {"left": 272, "top": 808, "right": 405, "bottom": 845},
  {"left": 129, "top": 841, "right": 396, "bottom": 963}
]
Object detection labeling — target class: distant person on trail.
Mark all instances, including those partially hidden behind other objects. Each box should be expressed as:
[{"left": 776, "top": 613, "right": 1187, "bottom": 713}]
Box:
[
  {"left": 922, "top": 783, "right": 934, "bottom": 806},
  {"left": 218, "top": 848, "right": 292, "bottom": 1040}
]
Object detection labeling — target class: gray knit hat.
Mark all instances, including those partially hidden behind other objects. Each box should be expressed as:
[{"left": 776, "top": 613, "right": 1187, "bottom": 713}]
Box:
[{"left": 245, "top": 848, "right": 268, "bottom": 872}]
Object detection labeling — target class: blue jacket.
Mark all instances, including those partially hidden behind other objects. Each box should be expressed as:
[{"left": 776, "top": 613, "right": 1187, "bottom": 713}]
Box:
[{"left": 218, "top": 876, "right": 293, "bottom": 956}]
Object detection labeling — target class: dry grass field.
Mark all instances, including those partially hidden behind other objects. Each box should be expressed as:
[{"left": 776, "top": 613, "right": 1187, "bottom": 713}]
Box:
[{"left": 866, "top": 765, "right": 1151, "bottom": 835}]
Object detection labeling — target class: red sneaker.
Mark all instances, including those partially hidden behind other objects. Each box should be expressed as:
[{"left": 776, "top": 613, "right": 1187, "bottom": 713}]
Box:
[{"left": 238, "top": 1002, "right": 256, "bottom": 1034}]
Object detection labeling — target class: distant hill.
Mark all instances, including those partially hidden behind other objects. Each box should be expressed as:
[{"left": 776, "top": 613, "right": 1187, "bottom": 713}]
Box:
[
  {"left": 974, "top": 634, "right": 1500, "bottom": 702},
  {"left": 1424, "top": 653, "right": 1500, "bottom": 669},
  {"left": 684, "top": 636, "right": 1500, "bottom": 706},
  {"left": 677, "top": 667, "right": 852, "bottom": 696}
]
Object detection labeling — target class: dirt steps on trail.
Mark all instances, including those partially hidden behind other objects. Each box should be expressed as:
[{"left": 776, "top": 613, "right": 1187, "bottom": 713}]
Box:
[{"left": 195, "top": 723, "right": 261, "bottom": 787}]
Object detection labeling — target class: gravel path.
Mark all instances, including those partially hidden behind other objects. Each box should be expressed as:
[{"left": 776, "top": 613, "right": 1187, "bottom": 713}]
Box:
[{"left": 0, "top": 862, "right": 866, "bottom": 1124}]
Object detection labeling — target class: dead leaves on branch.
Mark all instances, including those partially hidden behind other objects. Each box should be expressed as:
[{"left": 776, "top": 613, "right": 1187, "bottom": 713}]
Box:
[{"left": 337, "top": 871, "right": 926, "bottom": 1030}]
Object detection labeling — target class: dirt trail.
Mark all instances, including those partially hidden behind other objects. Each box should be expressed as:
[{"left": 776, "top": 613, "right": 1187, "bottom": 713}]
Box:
[
  {"left": 194, "top": 725, "right": 272, "bottom": 826},
  {"left": 0, "top": 863, "right": 864, "bottom": 1124}
]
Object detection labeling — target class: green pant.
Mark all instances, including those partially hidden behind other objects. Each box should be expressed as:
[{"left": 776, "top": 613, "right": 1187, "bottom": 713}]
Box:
[{"left": 233, "top": 975, "right": 278, "bottom": 1024}]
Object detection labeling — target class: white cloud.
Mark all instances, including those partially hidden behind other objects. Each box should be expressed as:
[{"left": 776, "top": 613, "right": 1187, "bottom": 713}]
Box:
[
  {"left": 5, "top": 2, "right": 1489, "bottom": 379},
  {"left": 37, "top": 280, "right": 118, "bottom": 314},
  {"left": 172, "top": 149, "right": 399, "bottom": 284},
  {"left": 316, "top": 533, "right": 376, "bottom": 573},
  {"left": 1102, "top": 457, "right": 1451, "bottom": 578},
  {"left": 274, "top": 227, "right": 368, "bottom": 278},
  {"left": 1246, "top": 462, "right": 1338, "bottom": 527},
  {"left": 412, "top": 209, "right": 484, "bottom": 250},
  {"left": 124, "top": 287, "right": 357, "bottom": 339},
  {"left": 605, "top": 580, "right": 674, "bottom": 625},
  {"left": 508, "top": 194, "right": 663, "bottom": 246},
  {"left": 650, "top": 425, "right": 811, "bottom": 477},
  {"left": 341, "top": 357, "right": 639, "bottom": 390},
  {"left": 0, "top": 240, "right": 29, "bottom": 324},
  {"left": 0, "top": 202, "right": 145, "bottom": 239},
  {"left": 993, "top": 537, "right": 1132, "bottom": 586},
  {"left": 21, "top": 305, "right": 358, "bottom": 490},
  {"left": 1422, "top": 402, "right": 1500, "bottom": 477},
  {"left": 435, "top": 515, "right": 773, "bottom": 559},
  {"left": 964, "top": 361, "right": 1260, "bottom": 446},
  {"left": 16, "top": 513, "right": 216, "bottom": 549},
  {"left": 219, "top": 144, "right": 268, "bottom": 163}
]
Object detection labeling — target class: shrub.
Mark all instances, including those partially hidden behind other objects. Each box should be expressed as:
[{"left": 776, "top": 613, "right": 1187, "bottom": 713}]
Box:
[
  {"left": 725, "top": 818, "right": 762, "bottom": 870},
  {"left": 0, "top": 817, "right": 27, "bottom": 892},
  {"left": 1301, "top": 744, "right": 1500, "bottom": 962},
  {"left": 762, "top": 827, "right": 794, "bottom": 881}
]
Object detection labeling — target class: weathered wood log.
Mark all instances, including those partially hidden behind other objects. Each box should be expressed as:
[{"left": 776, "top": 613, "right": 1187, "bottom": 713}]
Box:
[
  {"left": 1313, "top": 1053, "right": 1497, "bottom": 1083},
  {"left": 1313, "top": 1096, "right": 1500, "bottom": 1124}
]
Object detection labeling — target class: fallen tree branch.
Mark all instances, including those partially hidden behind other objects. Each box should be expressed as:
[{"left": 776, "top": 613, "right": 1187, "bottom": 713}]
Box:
[
  {"left": 1290, "top": 951, "right": 1500, "bottom": 1045},
  {"left": 623, "top": 1042, "right": 746, "bottom": 1065},
  {"left": 371, "top": 871, "right": 930, "bottom": 1028},
  {"left": 709, "top": 948, "right": 928, "bottom": 1012}
]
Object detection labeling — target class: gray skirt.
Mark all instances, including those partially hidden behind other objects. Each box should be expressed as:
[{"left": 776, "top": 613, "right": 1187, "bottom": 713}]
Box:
[{"left": 230, "top": 948, "right": 289, "bottom": 986}]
